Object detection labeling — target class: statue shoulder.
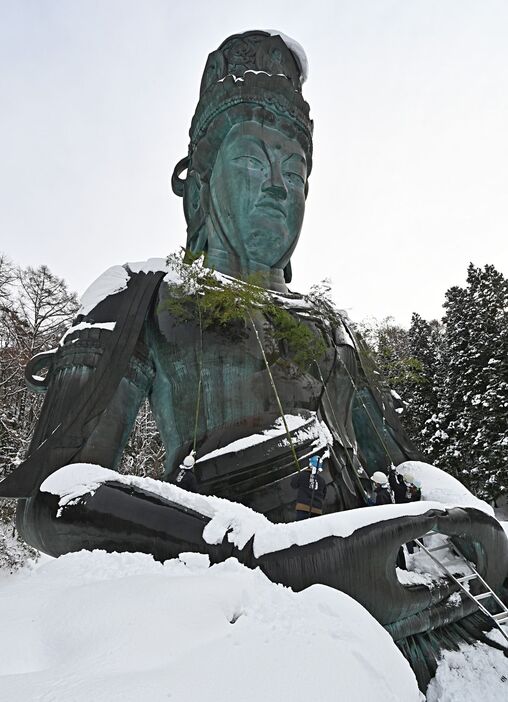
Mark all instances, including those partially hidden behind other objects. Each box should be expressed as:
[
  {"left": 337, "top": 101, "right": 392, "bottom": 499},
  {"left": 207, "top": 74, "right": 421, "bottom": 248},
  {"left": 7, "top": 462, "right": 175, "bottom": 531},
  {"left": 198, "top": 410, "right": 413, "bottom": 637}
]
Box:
[
  {"left": 273, "top": 288, "right": 358, "bottom": 350},
  {"left": 78, "top": 258, "right": 168, "bottom": 323},
  {"left": 332, "top": 311, "right": 358, "bottom": 349}
]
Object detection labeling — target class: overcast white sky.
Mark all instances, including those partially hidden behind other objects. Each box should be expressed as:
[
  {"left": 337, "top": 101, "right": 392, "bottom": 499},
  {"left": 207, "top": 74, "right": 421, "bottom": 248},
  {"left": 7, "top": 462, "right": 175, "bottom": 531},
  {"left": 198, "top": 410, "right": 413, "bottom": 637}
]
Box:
[{"left": 1, "top": 0, "right": 507, "bottom": 326}]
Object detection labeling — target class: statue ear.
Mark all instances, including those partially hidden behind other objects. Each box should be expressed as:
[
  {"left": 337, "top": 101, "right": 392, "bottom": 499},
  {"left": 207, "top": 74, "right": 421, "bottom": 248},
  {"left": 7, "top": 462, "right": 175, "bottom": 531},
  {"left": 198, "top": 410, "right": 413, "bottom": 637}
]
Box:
[
  {"left": 185, "top": 170, "right": 209, "bottom": 254},
  {"left": 172, "top": 157, "right": 189, "bottom": 198},
  {"left": 183, "top": 170, "right": 200, "bottom": 217}
]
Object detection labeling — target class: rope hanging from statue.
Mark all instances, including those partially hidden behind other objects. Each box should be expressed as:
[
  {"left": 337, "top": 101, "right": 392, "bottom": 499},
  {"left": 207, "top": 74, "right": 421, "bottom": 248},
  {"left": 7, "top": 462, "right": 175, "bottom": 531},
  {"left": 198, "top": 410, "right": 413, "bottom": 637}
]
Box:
[
  {"left": 185, "top": 271, "right": 303, "bottom": 474},
  {"left": 247, "top": 309, "right": 302, "bottom": 473},
  {"left": 329, "top": 343, "right": 398, "bottom": 467},
  {"left": 246, "top": 290, "right": 398, "bottom": 480},
  {"left": 314, "top": 359, "right": 370, "bottom": 505},
  {"left": 192, "top": 297, "right": 204, "bottom": 454}
]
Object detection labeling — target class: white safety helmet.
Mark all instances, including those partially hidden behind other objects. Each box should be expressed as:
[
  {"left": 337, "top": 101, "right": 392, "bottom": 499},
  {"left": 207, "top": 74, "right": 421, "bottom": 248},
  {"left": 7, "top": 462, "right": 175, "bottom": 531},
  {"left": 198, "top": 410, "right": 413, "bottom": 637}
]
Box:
[
  {"left": 182, "top": 454, "right": 195, "bottom": 469},
  {"left": 403, "top": 473, "right": 414, "bottom": 485},
  {"left": 371, "top": 471, "right": 388, "bottom": 485}
]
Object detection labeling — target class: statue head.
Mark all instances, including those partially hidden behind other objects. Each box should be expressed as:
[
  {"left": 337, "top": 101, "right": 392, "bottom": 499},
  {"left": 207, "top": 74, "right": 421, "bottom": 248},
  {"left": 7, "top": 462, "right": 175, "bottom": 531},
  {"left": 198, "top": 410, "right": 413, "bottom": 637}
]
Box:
[{"left": 172, "top": 31, "right": 313, "bottom": 291}]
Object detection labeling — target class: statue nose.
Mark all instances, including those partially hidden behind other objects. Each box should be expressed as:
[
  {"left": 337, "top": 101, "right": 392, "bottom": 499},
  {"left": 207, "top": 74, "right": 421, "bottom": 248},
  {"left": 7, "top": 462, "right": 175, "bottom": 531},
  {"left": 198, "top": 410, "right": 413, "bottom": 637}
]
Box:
[{"left": 262, "top": 164, "right": 288, "bottom": 200}]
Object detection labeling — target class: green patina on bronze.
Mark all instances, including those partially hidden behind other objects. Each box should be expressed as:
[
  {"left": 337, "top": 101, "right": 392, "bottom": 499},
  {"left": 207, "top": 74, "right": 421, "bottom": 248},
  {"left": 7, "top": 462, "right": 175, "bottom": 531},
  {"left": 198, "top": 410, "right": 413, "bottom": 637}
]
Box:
[{"left": 6, "top": 30, "right": 421, "bottom": 519}]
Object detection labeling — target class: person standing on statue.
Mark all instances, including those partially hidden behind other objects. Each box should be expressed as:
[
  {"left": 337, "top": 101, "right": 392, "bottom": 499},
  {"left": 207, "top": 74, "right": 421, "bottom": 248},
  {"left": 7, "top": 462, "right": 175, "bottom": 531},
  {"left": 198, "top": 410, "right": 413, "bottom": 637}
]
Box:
[
  {"left": 368, "top": 472, "right": 394, "bottom": 506},
  {"left": 172, "top": 451, "right": 198, "bottom": 493},
  {"left": 291, "top": 455, "right": 327, "bottom": 520},
  {"left": 388, "top": 467, "right": 408, "bottom": 504}
]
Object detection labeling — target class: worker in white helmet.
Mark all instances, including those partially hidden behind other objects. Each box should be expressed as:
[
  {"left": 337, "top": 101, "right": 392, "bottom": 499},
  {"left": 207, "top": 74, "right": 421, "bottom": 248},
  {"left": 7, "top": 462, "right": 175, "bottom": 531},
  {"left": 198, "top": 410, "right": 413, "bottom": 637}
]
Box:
[
  {"left": 173, "top": 451, "right": 198, "bottom": 493},
  {"left": 368, "top": 471, "right": 394, "bottom": 506}
]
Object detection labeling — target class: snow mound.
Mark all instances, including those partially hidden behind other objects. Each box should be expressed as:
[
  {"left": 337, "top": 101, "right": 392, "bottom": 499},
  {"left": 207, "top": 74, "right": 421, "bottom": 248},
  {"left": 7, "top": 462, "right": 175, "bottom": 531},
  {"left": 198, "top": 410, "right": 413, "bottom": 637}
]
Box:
[
  {"left": 396, "top": 461, "right": 494, "bottom": 517},
  {"left": 0, "top": 551, "right": 421, "bottom": 702}
]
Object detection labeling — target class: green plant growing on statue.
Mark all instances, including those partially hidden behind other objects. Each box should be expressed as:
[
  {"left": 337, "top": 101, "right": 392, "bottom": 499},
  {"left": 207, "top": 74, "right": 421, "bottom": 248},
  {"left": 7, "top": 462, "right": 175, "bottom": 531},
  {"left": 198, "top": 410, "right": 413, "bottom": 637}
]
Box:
[
  {"left": 307, "top": 278, "right": 343, "bottom": 329},
  {"left": 268, "top": 305, "right": 326, "bottom": 374},
  {"left": 163, "top": 251, "right": 325, "bottom": 373}
]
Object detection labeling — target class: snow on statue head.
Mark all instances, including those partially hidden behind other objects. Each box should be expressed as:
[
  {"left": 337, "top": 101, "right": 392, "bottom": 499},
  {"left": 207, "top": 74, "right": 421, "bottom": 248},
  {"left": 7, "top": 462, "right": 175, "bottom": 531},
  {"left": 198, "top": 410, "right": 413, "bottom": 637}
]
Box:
[{"left": 171, "top": 30, "right": 313, "bottom": 292}]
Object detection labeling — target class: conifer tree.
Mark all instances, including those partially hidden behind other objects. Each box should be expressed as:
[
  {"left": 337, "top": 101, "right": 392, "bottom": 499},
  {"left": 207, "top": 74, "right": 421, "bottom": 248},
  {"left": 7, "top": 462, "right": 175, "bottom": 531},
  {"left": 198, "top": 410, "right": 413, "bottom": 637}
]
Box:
[
  {"left": 406, "top": 314, "right": 442, "bottom": 457},
  {"left": 121, "top": 400, "right": 165, "bottom": 479},
  {"left": 355, "top": 317, "right": 439, "bottom": 452},
  {"left": 435, "top": 264, "right": 507, "bottom": 500}
]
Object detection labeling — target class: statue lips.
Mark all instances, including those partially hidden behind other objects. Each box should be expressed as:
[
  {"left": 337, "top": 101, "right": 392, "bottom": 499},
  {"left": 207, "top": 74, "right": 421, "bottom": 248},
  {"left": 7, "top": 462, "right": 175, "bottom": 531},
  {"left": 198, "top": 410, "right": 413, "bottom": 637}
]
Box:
[{"left": 255, "top": 199, "right": 287, "bottom": 217}]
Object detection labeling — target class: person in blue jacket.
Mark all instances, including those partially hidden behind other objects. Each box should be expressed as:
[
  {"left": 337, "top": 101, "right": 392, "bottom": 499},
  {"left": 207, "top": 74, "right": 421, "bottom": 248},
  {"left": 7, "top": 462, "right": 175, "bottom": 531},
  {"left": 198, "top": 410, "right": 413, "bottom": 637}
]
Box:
[{"left": 291, "top": 455, "right": 327, "bottom": 520}]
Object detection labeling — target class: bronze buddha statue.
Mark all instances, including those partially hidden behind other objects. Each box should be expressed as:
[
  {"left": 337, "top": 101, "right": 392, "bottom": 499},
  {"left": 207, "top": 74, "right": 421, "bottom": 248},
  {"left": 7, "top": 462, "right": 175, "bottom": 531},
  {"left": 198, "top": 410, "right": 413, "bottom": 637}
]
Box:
[{"left": 2, "top": 31, "right": 506, "bottom": 693}]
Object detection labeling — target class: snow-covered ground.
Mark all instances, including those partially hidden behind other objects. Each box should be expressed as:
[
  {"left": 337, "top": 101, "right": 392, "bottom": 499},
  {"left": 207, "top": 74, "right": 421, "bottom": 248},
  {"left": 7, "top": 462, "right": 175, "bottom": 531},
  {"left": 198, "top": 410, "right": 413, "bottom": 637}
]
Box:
[
  {"left": 426, "top": 627, "right": 508, "bottom": 702},
  {"left": 0, "top": 551, "right": 423, "bottom": 702},
  {"left": 1, "top": 548, "right": 506, "bottom": 701}
]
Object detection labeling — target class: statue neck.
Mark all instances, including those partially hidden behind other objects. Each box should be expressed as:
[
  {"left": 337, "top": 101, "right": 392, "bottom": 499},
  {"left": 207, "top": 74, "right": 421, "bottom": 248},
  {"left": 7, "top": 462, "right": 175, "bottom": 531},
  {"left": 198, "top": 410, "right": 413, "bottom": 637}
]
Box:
[
  {"left": 205, "top": 248, "right": 288, "bottom": 293},
  {"left": 203, "top": 207, "right": 289, "bottom": 292}
]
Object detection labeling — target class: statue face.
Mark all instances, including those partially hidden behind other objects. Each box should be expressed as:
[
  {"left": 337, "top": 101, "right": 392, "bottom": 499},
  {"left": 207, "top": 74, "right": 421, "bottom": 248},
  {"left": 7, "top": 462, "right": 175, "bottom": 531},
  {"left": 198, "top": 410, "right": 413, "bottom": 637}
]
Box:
[{"left": 208, "top": 121, "right": 307, "bottom": 272}]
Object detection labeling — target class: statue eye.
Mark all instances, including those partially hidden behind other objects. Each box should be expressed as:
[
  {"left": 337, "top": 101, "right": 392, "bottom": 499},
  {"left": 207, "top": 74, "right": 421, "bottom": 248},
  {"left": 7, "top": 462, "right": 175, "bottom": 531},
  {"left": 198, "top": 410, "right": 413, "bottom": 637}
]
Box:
[
  {"left": 233, "top": 155, "right": 266, "bottom": 170},
  {"left": 285, "top": 171, "right": 305, "bottom": 186}
]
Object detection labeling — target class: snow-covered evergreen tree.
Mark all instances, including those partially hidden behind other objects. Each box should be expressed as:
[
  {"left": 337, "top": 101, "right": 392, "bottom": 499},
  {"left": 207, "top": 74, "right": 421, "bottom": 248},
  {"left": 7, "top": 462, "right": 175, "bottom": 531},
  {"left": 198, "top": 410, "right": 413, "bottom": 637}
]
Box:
[
  {"left": 121, "top": 400, "right": 165, "bottom": 479},
  {"left": 355, "top": 316, "right": 442, "bottom": 454},
  {"left": 406, "top": 314, "right": 442, "bottom": 458},
  {"left": 358, "top": 266, "right": 507, "bottom": 503},
  {"left": 432, "top": 264, "right": 507, "bottom": 501}
]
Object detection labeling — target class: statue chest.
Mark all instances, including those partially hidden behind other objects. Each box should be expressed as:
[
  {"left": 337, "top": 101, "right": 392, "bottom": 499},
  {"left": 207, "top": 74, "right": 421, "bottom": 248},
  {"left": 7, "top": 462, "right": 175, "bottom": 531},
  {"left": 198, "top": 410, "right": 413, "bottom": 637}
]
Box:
[
  {"left": 145, "top": 287, "right": 358, "bottom": 494},
  {"left": 149, "top": 307, "right": 326, "bottom": 416},
  {"left": 145, "top": 294, "right": 339, "bottom": 475}
]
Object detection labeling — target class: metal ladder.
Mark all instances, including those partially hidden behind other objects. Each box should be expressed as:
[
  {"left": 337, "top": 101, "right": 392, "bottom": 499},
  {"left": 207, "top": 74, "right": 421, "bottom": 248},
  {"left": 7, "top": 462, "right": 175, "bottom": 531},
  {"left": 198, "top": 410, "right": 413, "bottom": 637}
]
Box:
[{"left": 413, "top": 535, "right": 508, "bottom": 644}]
